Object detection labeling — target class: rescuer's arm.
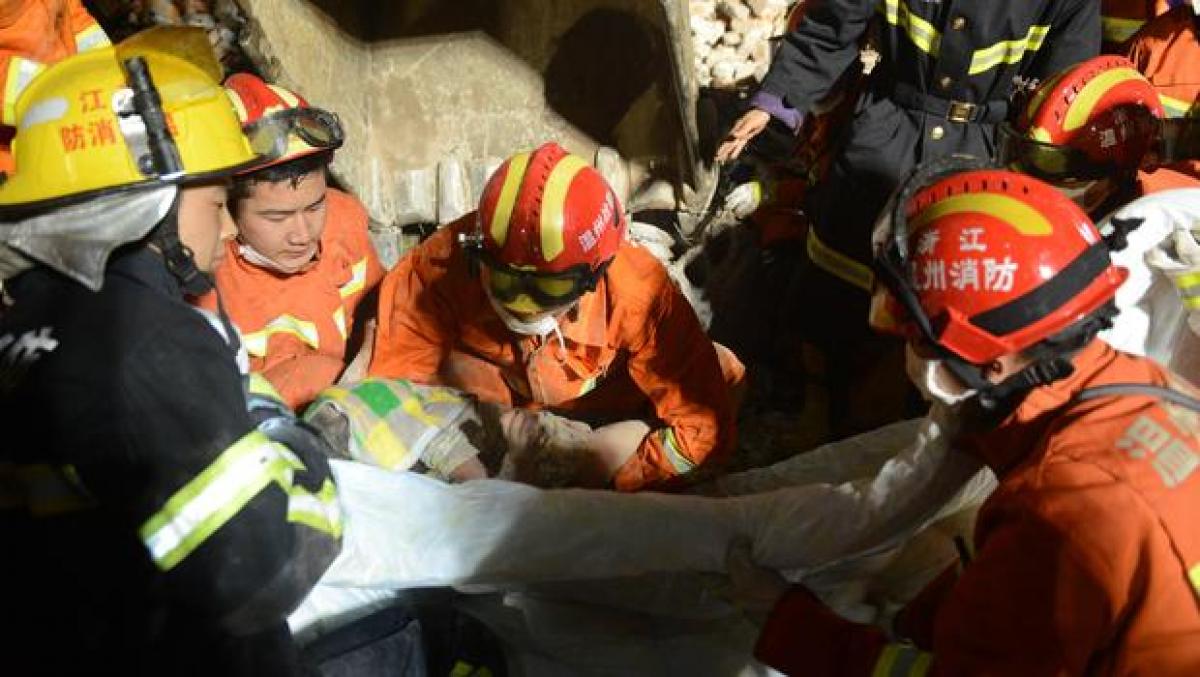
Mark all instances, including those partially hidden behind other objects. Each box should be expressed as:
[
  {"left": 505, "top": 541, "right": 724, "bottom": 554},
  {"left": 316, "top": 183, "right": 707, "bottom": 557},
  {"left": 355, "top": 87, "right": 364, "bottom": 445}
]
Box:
[
  {"left": 366, "top": 238, "right": 454, "bottom": 384},
  {"left": 1028, "top": 0, "right": 1100, "bottom": 80}
]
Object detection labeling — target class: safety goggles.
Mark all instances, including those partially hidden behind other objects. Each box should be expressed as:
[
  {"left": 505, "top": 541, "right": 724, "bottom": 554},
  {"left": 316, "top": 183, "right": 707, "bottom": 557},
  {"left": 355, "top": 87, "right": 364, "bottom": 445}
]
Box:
[
  {"left": 482, "top": 255, "right": 610, "bottom": 309},
  {"left": 243, "top": 107, "right": 344, "bottom": 161},
  {"left": 994, "top": 106, "right": 1161, "bottom": 183}
]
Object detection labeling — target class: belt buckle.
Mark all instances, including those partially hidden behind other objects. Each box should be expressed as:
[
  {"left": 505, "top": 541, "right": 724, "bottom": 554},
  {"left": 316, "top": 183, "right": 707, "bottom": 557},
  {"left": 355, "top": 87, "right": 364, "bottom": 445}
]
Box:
[{"left": 947, "top": 100, "right": 977, "bottom": 123}]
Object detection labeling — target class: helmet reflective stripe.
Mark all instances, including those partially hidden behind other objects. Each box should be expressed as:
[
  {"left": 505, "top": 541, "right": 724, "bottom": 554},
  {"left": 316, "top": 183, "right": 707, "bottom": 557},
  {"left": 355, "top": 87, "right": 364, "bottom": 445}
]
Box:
[
  {"left": 540, "top": 154, "right": 590, "bottom": 262},
  {"left": 267, "top": 83, "right": 302, "bottom": 108},
  {"left": 138, "top": 430, "right": 302, "bottom": 571},
  {"left": 910, "top": 193, "right": 1054, "bottom": 237},
  {"left": 1064, "top": 68, "right": 1147, "bottom": 132},
  {"left": 226, "top": 87, "right": 250, "bottom": 123},
  {"left": 489, "top": 151, "right": 532, "bottom": 247}
]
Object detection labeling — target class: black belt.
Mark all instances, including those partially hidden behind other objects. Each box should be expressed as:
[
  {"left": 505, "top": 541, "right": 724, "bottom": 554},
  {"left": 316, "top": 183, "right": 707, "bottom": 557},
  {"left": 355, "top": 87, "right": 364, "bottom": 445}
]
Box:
[{"left": 888, "top": 82, "right": 1009, "bottom": 124}]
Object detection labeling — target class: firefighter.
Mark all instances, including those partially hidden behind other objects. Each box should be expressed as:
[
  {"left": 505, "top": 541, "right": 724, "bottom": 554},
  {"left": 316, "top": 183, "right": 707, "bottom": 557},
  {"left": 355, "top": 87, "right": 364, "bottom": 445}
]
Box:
[
  {"left": 997, "top": 54, "right": 1166, "bottom": 217},
  {"left": 716, "top": 0, "right": 1100, "bottom": 437},
  {"left": 197, "top": 73, "right": 384, "bottom": 410},
  {"left": 0, "top": 29, "right": 341, "bottom": 674},
  {"left": 729, "top": 165, "right": 1200, "bottom": 674},
  {"left": 1125, "top": 2, "right": 1200, "bottom": 191},
  {"left": 0, "top": 0, "right": 110, "bottom": 173},
  {"left": 368, "top": 142, "right": 744, "bottom": 492}
]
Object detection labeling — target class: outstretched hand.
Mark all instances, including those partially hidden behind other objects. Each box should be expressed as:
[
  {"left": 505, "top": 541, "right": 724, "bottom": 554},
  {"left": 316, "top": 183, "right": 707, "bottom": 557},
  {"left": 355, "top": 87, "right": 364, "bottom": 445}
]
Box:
[{"left": 715, "top": 109, "right": 771, "bottom": 163}]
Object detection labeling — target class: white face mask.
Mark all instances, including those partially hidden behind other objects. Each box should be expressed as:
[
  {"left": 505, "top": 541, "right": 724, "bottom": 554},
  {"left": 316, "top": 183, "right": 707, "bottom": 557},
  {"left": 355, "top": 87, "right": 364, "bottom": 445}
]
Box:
[
  {"left": 487, "top": 292, "right": 563, "bottom": 337},
  {"left": 905, "top": 344, "right": 977, "bottom": 407},
  {"left": 238, "top": 242, "right": 295, "bottom": 274}
]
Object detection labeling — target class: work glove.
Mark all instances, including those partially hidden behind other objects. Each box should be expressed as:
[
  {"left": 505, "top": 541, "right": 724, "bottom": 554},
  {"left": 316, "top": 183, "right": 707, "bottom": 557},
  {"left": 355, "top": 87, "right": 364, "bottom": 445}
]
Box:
[
  {"left": 1147, "top": 227, "right": 1200, "bottom": 324},
  {"left": 724, "top": 180, "right": 768, "bottom": 220}
]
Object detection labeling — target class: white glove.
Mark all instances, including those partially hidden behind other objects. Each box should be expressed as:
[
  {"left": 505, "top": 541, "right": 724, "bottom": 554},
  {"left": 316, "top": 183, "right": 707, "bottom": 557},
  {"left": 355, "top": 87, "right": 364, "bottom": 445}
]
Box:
[{"left": 723, "top": 180, "right": 767, "bottom": 219}]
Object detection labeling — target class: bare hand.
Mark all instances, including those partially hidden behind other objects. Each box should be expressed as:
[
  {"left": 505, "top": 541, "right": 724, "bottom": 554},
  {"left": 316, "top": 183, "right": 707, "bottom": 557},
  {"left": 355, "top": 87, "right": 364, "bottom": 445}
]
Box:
[
  {"left": 579, "top": 420, "right": 650, "bottom": 487},
  {"left": 715, "top": 109, "right": 771, "bottom": 163},
  {"left": 338, "top": 319, "right": 376, "bottom": 386}
]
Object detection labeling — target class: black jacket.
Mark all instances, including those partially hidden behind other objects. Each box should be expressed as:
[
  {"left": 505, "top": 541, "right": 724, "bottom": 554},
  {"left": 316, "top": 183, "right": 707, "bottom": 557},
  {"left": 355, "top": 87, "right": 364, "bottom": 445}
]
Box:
[
  {"left": 0, "top": 246, "right": 340, "bottom": 675},
  {"left": 762, "top": 0, "right": 1100, "bottom": 277}
]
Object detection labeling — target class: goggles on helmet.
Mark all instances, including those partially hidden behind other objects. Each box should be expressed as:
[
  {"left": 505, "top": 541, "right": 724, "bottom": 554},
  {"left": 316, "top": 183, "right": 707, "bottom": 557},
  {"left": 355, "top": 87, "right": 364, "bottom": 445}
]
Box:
[
  {"left": 479, "top": 250, "right": 611, "bottom": 309},
  {"left": 243, "top": 107, "right": 344, "bottom": 161},
  {"left": 995, "top": 106, "right": 1162, "bottom": 183},
  {"left": 459, "top": 230, "right": 610, "bottom": 309}
]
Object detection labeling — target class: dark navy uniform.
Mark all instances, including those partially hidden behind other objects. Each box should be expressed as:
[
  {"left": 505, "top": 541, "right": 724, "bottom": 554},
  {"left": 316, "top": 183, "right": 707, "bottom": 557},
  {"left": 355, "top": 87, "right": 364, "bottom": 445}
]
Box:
[
  {"left": 0, "top": 247, "right": 341, "bottom": 675},
  {"left": 761, "top": 0, "right": 1099, "bottom": 310}
]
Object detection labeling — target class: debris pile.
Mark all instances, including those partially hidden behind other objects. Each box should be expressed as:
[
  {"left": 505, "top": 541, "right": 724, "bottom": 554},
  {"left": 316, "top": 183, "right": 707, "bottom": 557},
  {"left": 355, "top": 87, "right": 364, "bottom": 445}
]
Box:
[{"left": 689, "top": 0, "right": 799, "bottom": 89}]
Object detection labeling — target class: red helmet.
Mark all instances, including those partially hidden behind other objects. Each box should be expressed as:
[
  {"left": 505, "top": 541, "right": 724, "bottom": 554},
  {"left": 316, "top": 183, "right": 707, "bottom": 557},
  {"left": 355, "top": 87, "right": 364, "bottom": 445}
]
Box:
[
  {"left": 998, "top": 56, "right": 1163, "bottom": 182},
  {"left": 471, "top": 142, "right": 626, "bottom": 311},
  {"left": 872, "top": 167, "right": 1127, "bottom": 365},
  {"left": 223, "top": 73, "right": 343, "bottom": 171}
]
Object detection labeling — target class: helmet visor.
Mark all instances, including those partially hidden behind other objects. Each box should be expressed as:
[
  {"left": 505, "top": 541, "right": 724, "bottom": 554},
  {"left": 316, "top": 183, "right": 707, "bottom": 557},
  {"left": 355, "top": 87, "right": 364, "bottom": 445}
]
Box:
[
  {"left": 994, "top": 123, "right": 1112, "bottom": 182},
  {"left": 243, "top": 107, "right": 344, "bottom": 162},
  {"left": 480, "top": 253, "right": 608, "bottom": 309}
]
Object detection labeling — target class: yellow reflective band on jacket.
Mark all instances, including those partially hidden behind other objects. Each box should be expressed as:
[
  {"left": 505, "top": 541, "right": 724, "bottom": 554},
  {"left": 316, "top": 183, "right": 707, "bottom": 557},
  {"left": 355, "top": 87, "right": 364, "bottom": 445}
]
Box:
[
  {"left": 247, "top": 371, "right": 286, "bottom": 403},
  {"left": 880, "top": 0, "right": 941, "bottom": 56},
  {"left": 139, "top": 430, "right": 304, "bottom": 571},
  {"left": 3, "top": 57, "right": 45, "bottom": 126},
  {"left": 287, "top": 477, "right": 343, "bottom": 538},
  {"left": 806, "top": 228, "right": 874, "bottom": 291},
  {"left": 339, "top": 258, "right": 369, "bottom": 299},
  {"left": 243, "top": 314, "right": 321, "bottom": 357},
  {"left": 872, "top": 643, "right": 933, "bottom": 677},
  {"left": 73, "top": 23, "right": 111, "bottom": 52},
  {"left": 1189, "top": 563, "right": 1200, "bottom": 598},
  {"left": 1160, "top": 94, "right": 1198, "bottom": 119},
  {"left": 968, "top": 25, "right": 1050, "bottom": 76},
  {"left": 0, "top": 463, "right": 97, "bottom": 516},
  {"left": 659, "top": 427, "right": 697, "bottom": 474},
  {"left": 333, "top": 305, "right": 348, "bottom": 340},
  {"left": 1102, "top": 16, "right": 1145, "bottom": 45},
  {"left": 1174, "top": 271, "right": 1200, "bottom": 310}
]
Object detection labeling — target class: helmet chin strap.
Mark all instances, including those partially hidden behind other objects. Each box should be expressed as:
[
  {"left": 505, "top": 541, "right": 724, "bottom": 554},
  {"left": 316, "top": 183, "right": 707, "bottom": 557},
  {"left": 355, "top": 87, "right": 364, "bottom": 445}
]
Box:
[
  {"left": 942, "top": 353, "right": 1075, "bottom": 413},
  {"left": 151, "top": 192, "right": 214, "bottom": 297}
]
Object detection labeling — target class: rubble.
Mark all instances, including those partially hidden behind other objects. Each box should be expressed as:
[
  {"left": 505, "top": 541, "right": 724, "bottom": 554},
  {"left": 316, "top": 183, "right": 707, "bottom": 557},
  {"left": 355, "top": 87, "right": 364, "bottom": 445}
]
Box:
[{"left": 690, "top": 0, "right": 797, "bottom": 89}]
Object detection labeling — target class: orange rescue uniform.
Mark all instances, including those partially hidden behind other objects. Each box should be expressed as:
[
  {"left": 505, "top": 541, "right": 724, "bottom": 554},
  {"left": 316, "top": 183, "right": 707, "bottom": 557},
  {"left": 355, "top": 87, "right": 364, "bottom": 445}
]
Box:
[
  {"left": 0, "top": 0, "right": 108, "bottom": 172},
  {"left": 368, "top": 216, "right": 743, "bottom": 492},
  {"left": 755, "top": 340, "right": 1200, "bottom": 675},
  {"left": 1101, "top": 0, "right": 1173, "bottom": 52},
  {"left": 1126, "top": 6, "right": 1200, "bottom": 193},
  {"left": 202, "top": 188, "right": 384, "bottom": 410}
]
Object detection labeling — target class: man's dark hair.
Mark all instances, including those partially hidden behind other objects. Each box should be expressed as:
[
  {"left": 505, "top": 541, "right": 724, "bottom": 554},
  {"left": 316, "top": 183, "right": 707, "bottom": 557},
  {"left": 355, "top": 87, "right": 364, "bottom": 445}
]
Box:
[{"left": 230, "top": 150, "right": 334, "bottom": 205}]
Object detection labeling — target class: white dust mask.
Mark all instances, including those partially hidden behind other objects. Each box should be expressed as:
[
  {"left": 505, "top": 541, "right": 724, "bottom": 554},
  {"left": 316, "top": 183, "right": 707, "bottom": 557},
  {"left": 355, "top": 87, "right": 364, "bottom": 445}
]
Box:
[{"left": 905, "top": 344, "right": 977, "bottom": 407}]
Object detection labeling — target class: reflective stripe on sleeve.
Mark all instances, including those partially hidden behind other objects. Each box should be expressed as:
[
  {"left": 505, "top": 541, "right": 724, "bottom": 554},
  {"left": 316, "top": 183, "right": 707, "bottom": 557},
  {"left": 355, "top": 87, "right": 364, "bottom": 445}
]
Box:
[
  {"left": 871, "top": 643, "right": 933, "bottom": 677},
  {"left": 659, "top": 428, "right": 697, "bottom": 474},
  {"left": 1160, "top": 94, "right": 1197, "bottom": 119},
  {"left": 1101, "top": 16, "right": 1144, "bottom": 46},
  {"left": 1189, "top": 563, "right": 1200, "bottom": 598},
  {"left": 806, "top": 228, "right": 874, "bottom": 291},
  {"left": 339, "top": 258, "right": 368, "bottom": 299},
  {"left": 138, "top": 430, "right": 301, "bottom": 571},
  {"left": 4, "top": 57, "right": 45, "bottom": 126},
  {"left": 1173, "top": 271, "right": 1200, "bottom": 310},
  {"left": 968, "top": 25, "right": 1049, "bottom": 76},
  {"left": 73, "top": 23, "right": 111, "bottom": 52},
  {"left": 242, "top": 314, "right": 321, "bottom": 357},
  {"left": 287, "top": 477, "right": 343, "bottom": 537}
]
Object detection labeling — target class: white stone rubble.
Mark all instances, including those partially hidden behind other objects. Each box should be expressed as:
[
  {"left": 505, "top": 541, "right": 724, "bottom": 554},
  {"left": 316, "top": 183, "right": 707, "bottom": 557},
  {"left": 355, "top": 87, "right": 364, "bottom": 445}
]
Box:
[{"left": 691, "top": 0, "right": 796, "bottom": 88}]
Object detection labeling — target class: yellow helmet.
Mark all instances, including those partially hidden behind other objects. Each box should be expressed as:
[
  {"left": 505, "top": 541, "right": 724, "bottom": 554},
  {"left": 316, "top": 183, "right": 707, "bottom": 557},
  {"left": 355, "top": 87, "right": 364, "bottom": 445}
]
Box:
[{"left": 0, "top": 27, "right": 259, "bottom": 212}]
